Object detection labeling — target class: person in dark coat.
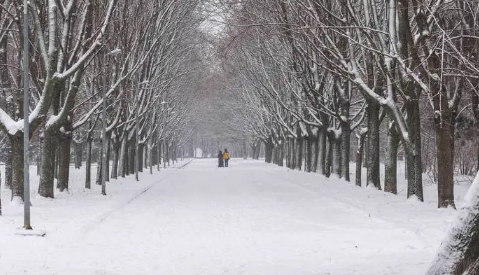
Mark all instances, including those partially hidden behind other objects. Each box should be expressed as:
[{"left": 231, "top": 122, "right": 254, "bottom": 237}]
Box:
[{"left": 218, "top": 150, "right": 224, "bottom": 167}]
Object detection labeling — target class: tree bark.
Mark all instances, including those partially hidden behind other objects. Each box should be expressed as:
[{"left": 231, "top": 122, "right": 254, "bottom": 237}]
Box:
[
  {"left": 105, "top": 134, "right": 111, "bottom": 182},
  {"left": 277, "top": 142, "right": 284, "bottom": 167},
  {"left": 57, "top": 132, "right": 71, "bottom": 192},
  {"left": 264, "top": 137, "right": 274, "bottom": 163},
  {"left": 10, "top": 135, "right": 24, "bottom": 200},
  {"left": 118, "top": 136, "right": 127, "bottom": 178},
  {"left": 435, "top": 107, "right": 455, "bottom": 208},
  {"left": 111, "top": 137, "right": 120, "bottom": 179},
  {"left": 367, "top": 102, "right": 381, "bottom": 189},
  {"left": 355, "top": 130, "right": 366, "bottom": 187},
  {"left": 312, "top": 134, "right": 319, "bottom": 173},
  {"left": 318, "top": 127, "right": 327, "bottom": 175},
  {"left": 405, "top": 99, "right": 424, "bottom": 201},
  {"left": 38, "top": 129, "right": 57, "bottom": 198},
  {"left": 333, "top": 134, "right": 342, "bottom": 178},
  {"left": 129, "top": 139, "right": 136, "bottom": 174},
  {"left": 4, "top": 139, "right": 12, "bottom": 189},
  {"left": 325, "top": 133, "right": 333, "bottom": 178},
  {"left": 85, "top": 135, "right": 92, "bottom": 189},
  {"left": 305, "top": 137, "right": 313, "bottom": 172},
  {"left": 427, "top": 172, "right": 479, "bottom": 274},
  {"left": 385, "top": 121, "right": 400, "bottom": 194},
  {"left": 138, "top": 143, "right": 144, "bottom": 173},
  {"left": 74, "top": 141, "right": 82, "bottom": 169},
  {"left": 341, "top": 123, "right": 350, "bottom": 181},
  {"left": 295, "top": 135, "right": 304, "bottom": 171},
  {"left": 96, "top": 139, "right": 103, "bottom": 185}
]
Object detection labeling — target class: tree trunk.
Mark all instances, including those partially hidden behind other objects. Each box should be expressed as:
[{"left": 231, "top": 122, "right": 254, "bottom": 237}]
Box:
[
  {"left": 311, "top": 135, "right": 319, "bottom": 173},
  {"left": 138, "top": 143, "right": 144, "bottom": 173},
  {"left": 85, "top": 136, "right": 92, "bottom": 189},
  {"left": 96, "top": 139, "right": 103, "bottom": 185},
  {"left": 325, "top": 134, "right": 333, "bottom": 178},
  {"left": 341, "top": 123, "right": 350, "bottom": 181},
  {"left": 129, "top": 139, "right": 136, "bottom": 175},
  {"left": 333, "top": 135, "right": 342, "bottom": 178},
  {"left": 277, "top": 142, "right": 284, "bottom": 167},
  {"left": 105, "top": 134, "right": 111, "bottom": 182},
  {"left": 38, "top": 129, "right": 57, "bottom": 198},
  {"left": 435, "top": 109, "right": 455, "bottom": 208},
  {"left": 384, "top": 121, "right": 400, "bottom": 194},
  {"left": 305, "top": 137, "right": 312, "bottom": 172},
  {"left": 295, "top": 136, "right": 303, "bottom": 171},
  {"left": 290, "top": 138, "right": 296, "bottom": 169},
  {"left": 111, "top": 138, "right": 120, "bottom": 179},
  {"left": 157, "top": 140, "right": 161, "bottom": 171},
  {"left": 318, "top": 127, "right": 327, "bottom": 175},
  {"left": 427, "top": 172, "right": 479, "bottom": 274},
  {"left": 243, "top": 140, "right": 248, "bottom": 159},
  {"left": 5, "top": 138, "right": 12, "bottom": 189},
  {"left": 74, "top": 141, "right": 82, "bottom": 169},
  {"left": 11, "top": 135, "right": 24, "bottom": 201},
  {"left": 406, "top": 99, "right": 424, "bottom": 201},
  {"left": 118, "top": 136, "right": 127, "bottom": 178},
  {"left": 367, "top": 102, "right": 381, "bottom": 189},
  {"left": 57, "top": 132, "right": 71, "bottom": 192},
  {"left": 356, "top": 131, "right": 366, "bottom": 187},
  {"left": 264, "top": 138, "right": 274, "bottom": 163}
]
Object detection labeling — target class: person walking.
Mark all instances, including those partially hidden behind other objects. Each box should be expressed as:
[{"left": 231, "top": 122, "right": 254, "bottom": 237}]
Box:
[
  {"left": 223, "top": 149, "right": 230, "bottom": 167},
  {"left": 217, "top": 150, "right": 224, "bottom": 167}
]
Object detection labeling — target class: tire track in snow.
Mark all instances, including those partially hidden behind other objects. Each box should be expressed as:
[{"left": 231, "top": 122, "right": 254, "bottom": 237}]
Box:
[{"left": 80, "top": 159, "right": 194, "bottom": 238}]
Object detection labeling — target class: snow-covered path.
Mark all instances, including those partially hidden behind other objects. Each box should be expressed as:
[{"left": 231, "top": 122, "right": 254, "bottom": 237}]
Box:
[{"left": 1, "top": 159, "right": 460, "bottom": 274}]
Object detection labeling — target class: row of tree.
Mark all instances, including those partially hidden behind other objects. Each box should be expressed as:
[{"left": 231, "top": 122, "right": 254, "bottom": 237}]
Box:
[
  {"left": 215, "top": 1, "right": 479, "bottom": 273},
  {"left": 219, "top": 0, "right": 479, "bottom": 208},
  {"left": 0, "top": 0, "right": 206, "bottom": 204}
]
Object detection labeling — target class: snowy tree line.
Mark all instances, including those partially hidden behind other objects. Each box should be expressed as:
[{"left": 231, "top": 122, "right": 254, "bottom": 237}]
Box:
[
  {"left": 0, "top": 0, "right": 206, "bottom": 201},
  {"left": 219, "top": 0, "right": 479, "bottom": 207},
  {"left": 216, "top": 1, "right": 479, "bottom": 272}
]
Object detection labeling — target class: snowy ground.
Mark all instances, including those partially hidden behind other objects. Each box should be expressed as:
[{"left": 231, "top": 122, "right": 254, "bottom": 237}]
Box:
[{"left": 0, "top": 159, "right": 472, "bottom": 275}]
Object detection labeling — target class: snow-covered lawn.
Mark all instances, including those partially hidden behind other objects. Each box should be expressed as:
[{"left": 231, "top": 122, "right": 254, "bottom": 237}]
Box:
[{"left": 0, "top": 159, "right": 472, "bottom": 274}]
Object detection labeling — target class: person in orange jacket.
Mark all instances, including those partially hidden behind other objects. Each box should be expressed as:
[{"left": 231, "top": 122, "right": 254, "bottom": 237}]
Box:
[{"left": 223, "top": 149, "right": 230, "bottom": 167}]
